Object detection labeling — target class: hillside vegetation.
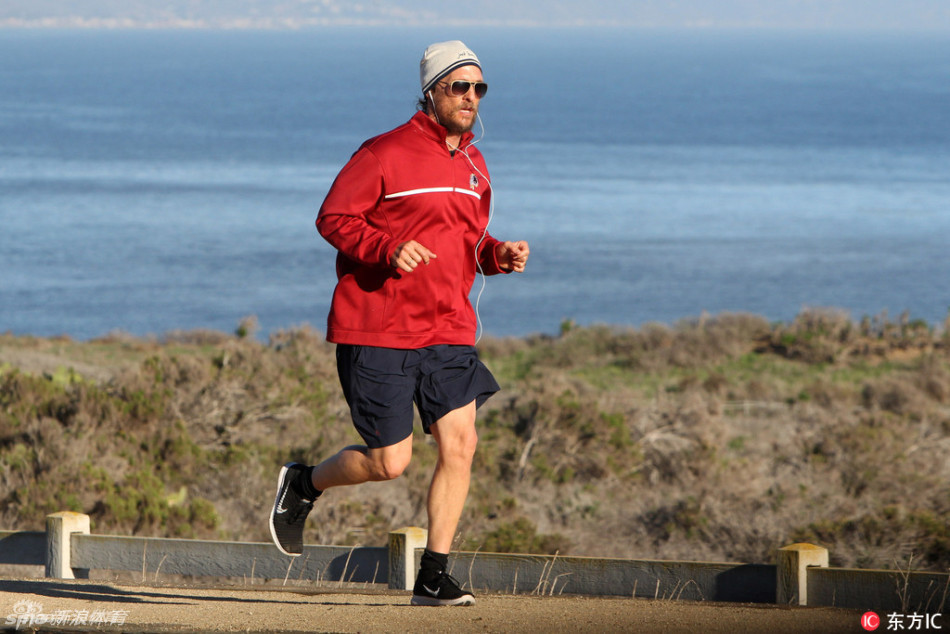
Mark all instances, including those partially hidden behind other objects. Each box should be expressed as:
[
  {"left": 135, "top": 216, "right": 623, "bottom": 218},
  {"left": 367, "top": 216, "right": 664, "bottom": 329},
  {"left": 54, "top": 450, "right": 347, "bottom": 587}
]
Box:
[{"left": 1, "top": 309, "right": 948, "bottom": 572}]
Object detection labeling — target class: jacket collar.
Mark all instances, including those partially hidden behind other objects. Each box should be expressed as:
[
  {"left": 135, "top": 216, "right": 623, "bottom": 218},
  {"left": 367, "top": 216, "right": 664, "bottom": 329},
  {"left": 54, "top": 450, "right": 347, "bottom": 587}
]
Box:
[{"left": 411, "top": 110, "right": 475, "bottom": 151}]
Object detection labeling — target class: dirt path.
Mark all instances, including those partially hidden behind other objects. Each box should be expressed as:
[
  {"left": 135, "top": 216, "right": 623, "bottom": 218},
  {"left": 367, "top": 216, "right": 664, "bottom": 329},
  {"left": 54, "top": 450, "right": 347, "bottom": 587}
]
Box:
[{"left": 0, "top": 577, "right": 862, "bottom": 633}]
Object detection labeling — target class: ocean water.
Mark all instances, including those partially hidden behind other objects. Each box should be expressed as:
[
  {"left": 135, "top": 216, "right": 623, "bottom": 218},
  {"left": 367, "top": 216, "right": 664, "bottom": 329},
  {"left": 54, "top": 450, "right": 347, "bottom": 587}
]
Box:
[{"left": 1, "top": 28, "right": 949, "bottom": 340}]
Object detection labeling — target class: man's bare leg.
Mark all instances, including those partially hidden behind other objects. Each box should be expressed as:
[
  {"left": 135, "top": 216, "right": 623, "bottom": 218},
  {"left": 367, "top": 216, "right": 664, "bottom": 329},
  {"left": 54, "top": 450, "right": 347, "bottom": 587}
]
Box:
[
  {"left": 270, "top": 434, "right": 412, "bottom": 556},
  {"left": 410, "top": 400, "right": 479, "bottom": 605},
  {"left": 426, "top": 400, "right": 478, "bottom": 554}
]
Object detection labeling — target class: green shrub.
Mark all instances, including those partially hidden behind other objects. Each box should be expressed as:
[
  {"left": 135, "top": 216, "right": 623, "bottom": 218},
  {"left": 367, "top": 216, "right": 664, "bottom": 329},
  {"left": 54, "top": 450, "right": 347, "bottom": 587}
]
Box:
[{"left": 472, "top": 517, "right": 570, "bottom": 555}]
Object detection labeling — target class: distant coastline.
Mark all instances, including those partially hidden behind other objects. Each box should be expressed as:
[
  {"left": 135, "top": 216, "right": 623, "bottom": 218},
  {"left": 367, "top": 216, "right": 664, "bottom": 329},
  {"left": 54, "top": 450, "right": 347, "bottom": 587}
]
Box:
[
  {"left": 0, "top": 16, "right": 638, "bottom": 30},
  {"left": 0, "top": 20, "right": 660, "bottom": 30}
]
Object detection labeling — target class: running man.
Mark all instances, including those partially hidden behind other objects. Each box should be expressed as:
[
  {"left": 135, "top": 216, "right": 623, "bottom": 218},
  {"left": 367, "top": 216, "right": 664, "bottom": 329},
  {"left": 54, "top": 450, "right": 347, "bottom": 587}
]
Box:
[{"left": 269, "top": 40, "right": 529, "bottom": 606}]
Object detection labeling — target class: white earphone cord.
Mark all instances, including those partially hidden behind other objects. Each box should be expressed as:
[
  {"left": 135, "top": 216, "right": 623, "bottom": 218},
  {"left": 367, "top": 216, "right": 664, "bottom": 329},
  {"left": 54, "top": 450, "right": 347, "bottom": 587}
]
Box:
[{"left": 457, "top": 113, "right": 493, "bottom": 345}]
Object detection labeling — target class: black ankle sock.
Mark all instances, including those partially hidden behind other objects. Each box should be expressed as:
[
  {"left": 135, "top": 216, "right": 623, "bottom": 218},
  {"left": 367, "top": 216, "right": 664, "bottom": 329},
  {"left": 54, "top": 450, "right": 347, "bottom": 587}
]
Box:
[
  {"left": 419, "top": 549, "right": 448, "bottom": 580},
  {"left": 293, "top": 466, "right": 322, "bottom": 500}
]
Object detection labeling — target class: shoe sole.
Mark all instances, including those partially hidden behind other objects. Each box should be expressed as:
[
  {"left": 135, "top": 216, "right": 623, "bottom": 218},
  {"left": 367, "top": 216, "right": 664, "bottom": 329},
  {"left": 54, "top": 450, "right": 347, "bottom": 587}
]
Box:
[
  {"left": 410, "top": 595, "right": 476, "bottom": 606},
  {"left": 269, "top": 463, "right": 302, "bottom": 557}
]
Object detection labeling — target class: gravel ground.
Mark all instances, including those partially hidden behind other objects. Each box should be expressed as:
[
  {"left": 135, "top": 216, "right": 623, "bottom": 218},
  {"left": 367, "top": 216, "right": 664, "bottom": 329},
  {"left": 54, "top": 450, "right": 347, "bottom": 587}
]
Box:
[{"left": 0, "top": 577, "right": 863, "bottom": 633}]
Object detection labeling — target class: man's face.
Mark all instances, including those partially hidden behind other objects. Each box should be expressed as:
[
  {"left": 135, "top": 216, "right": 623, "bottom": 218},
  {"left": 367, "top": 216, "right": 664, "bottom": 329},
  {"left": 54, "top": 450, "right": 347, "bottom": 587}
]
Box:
[{"left": 428, "top": 65, "right": 484, "bottom": 138}]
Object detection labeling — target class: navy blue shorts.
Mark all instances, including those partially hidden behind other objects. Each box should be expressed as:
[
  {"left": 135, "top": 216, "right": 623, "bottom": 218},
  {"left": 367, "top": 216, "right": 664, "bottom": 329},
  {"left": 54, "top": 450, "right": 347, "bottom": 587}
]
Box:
[{"left": 335, "top": 344, "right": 500, "bottom": 449}]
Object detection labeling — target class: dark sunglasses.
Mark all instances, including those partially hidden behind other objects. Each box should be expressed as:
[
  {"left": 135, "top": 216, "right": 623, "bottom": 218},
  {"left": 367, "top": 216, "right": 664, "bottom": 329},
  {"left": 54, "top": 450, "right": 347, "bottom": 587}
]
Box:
[{"left": 440, "top": 80, "right": 488, "bottom": 98}]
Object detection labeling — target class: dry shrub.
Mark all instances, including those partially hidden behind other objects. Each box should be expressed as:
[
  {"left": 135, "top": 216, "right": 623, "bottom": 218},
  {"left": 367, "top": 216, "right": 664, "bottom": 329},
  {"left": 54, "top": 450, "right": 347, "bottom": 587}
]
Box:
[
  {"left": 806, "top": 380, "right": 854, "bottom": 410},
  {"left": 766, "top": 307, "right": 856, "bottom": 363},
  {"left": 631, "top": 391, "right": 720, "bottom": 486},
  {"left": 518, "top": 313, "right": 769, "bottom": 376},
  {"left": 861, "top": 378, "right": 930, "bottom": 417},
  {"left": 533, "top": 325, "right": 639, "bottom": 369},
  {"left": 475, "top": 334, "right": 529, "bottom": 361},
  {"left": 915, "top": 358, "right": 950, "bottom": 403},
  {"left": 89, "top": 330, "right": 158, "bottom": 347},
  {"left": 162, "top": 329, "right": 233, "bottom": 346},
  {"left": 667, "top": 313, "right": 770, "bottom": 367}
]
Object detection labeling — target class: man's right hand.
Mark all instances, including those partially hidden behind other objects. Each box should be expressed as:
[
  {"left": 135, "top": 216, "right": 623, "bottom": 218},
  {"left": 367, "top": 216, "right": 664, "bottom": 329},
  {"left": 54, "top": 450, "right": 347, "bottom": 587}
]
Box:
[{"left": 390, "top": 240, "right": 437, "bottom": 273}]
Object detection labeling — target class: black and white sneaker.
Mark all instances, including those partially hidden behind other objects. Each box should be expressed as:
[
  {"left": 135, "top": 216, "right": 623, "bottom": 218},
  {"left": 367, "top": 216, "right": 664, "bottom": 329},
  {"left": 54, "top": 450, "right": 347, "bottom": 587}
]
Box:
[
  {"left": 411, "top": 571, "right": 476, "bottom": 606},
  {"left": 269, "top": 462, "right": 314, "bottom": 556}
]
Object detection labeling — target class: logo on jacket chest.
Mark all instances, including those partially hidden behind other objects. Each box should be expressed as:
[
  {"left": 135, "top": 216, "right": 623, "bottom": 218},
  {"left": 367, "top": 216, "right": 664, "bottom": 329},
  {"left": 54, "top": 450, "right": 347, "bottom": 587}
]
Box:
[{"left": 469, "top": 173, "right": 479, "bottom": 191}]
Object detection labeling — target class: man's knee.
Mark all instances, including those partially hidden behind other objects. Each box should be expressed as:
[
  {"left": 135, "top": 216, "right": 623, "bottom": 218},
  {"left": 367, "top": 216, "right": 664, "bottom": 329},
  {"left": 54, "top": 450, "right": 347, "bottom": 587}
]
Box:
[
  {"left": 368, "top": 440, "right": 412, "bottom": 480},
  {"left": 439, "top": 426, "right": 478, "bottom": 465},
  {"left": 458, "top": 428, "right": 478, "bottom": 459},
  {"left": 373, "top": 455, "right": 410, "bottom": 480}
]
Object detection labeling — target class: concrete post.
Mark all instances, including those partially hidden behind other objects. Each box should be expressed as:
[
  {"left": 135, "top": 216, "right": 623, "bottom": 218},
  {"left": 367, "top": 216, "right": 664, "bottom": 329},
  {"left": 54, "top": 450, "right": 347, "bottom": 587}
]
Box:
[
  {"left": 388, "top": 527, "right": 427, "bottom": 590},
  {"left": 46, "top": 512, "right": 91, "bottom": 579},
  {"left": 777, "top": 543, "right": 829, "bottom": 605}
]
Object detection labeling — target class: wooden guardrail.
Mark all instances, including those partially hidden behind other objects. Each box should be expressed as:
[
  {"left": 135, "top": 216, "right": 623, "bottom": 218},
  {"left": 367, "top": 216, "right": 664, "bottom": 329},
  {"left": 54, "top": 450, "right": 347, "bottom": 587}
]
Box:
[{"left": 0, "top": 512, "right": 946, "bottom": 613}]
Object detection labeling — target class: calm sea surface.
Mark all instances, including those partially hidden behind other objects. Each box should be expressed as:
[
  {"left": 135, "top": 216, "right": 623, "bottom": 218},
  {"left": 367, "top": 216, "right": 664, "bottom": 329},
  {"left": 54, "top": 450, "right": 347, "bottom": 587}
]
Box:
[{"left": 1, "top": 28, "right": 949, "bottom": 340}]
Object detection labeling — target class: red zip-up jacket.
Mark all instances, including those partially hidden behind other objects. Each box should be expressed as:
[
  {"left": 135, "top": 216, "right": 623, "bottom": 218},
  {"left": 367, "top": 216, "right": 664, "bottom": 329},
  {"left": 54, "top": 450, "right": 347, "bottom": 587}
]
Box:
[{"left": 316, "top": 111, "right": 507, "bottom": 349}]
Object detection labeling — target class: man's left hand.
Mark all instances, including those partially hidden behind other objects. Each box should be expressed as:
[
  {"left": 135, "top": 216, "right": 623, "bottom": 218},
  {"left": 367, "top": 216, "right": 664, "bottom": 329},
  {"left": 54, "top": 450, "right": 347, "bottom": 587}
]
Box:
[{"left": 496, "top": 241, "right": 530, "bottom": 273}]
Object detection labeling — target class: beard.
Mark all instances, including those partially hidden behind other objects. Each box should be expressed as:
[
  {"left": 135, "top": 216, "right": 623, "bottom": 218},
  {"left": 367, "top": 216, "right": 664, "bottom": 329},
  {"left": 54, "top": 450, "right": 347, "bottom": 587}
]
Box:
[{"left": 440, "top": 103, "right": 478, "bottom": 136}]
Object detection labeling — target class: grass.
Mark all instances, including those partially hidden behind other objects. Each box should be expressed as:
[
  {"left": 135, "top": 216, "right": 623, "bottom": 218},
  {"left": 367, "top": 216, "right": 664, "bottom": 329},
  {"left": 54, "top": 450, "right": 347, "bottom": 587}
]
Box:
[{"left": 1, "top": 308, "right": 949, "bottom": 571}]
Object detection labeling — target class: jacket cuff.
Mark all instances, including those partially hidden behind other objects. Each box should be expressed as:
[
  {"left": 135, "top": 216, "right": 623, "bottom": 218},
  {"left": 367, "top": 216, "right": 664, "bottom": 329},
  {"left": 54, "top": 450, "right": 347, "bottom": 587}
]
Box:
[
  {"left": 482, "top": 238, "right": 510, "bottom": 275},
  {"left": 379, "top": 237, "right": 401, "bottom": 268}
]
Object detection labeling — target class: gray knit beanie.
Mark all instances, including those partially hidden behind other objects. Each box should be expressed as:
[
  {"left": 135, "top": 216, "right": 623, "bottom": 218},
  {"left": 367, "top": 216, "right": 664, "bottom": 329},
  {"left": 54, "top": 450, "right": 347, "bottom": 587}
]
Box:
[{"left": 420, "top": 40, "right": 481, "bottom": 95}]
